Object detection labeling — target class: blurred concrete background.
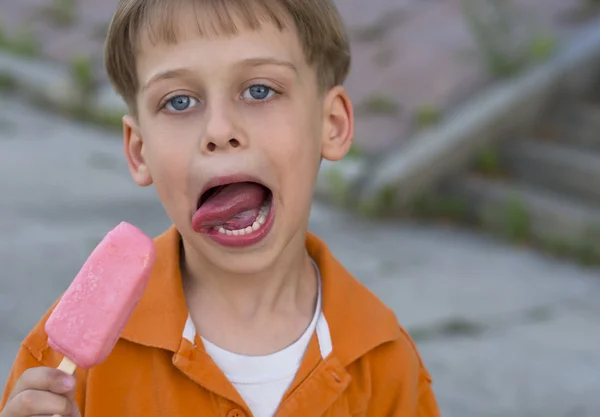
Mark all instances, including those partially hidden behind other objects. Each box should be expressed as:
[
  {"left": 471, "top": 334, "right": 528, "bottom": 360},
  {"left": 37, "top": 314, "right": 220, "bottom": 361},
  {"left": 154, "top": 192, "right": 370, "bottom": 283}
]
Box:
[{"left": 1, "top": 1, "right": 600, "bottom": 416}]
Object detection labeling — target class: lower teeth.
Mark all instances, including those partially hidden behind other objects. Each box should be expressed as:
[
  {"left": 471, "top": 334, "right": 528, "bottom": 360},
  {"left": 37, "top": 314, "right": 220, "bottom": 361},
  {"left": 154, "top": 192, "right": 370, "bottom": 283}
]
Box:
[{"left": 213, "top": 199, "right": 271, "bottom": 236}]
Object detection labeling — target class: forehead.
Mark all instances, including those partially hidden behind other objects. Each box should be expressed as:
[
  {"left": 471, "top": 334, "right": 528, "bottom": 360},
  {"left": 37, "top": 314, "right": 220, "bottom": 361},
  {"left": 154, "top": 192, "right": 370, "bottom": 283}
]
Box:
[{"left": 134, "top": 1, "right": 307, "bottom": 77}]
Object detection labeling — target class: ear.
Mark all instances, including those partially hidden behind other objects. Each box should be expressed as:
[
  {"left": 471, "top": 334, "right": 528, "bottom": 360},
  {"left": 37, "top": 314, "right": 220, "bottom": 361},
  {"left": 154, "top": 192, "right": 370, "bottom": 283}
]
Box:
[
  {"left": 321, "top": 85, "right": 354, "bottom": 162},
  {"left": 123, "top": 114, "right": 153, "bottom": 187}
]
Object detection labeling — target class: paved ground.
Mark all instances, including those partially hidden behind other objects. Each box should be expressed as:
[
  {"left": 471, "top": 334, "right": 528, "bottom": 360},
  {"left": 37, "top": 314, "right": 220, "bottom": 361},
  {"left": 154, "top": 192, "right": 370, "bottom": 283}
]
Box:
[
  {"left": 0, "top": 0, "right": 594, "bottom": 153},
  {"left": 1, "top": 98, "right": 599, "bottom": 416}
]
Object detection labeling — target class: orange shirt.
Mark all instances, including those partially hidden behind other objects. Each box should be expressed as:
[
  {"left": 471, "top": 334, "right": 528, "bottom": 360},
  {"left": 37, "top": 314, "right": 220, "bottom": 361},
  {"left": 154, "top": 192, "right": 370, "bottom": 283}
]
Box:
[{"left": 1, "top": 226, "right": 440, "bottom": 416}]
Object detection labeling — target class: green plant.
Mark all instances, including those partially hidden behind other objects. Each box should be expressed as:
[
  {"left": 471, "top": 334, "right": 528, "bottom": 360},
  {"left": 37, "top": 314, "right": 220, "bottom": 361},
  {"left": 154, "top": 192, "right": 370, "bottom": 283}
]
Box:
[
  {"left": 529, "top": 31, "right": 558, "bottom": 63},
  {"left": 45, "top": 0, "right": 78, "bottom": 27},
  {"left": 409, "top": 192, "right": 468, "bottom": 221},
  {"left": 93, "top": 111, "right": 124, "bottom": 130},
  {"left": 356, "top": 94, "right": 399, "bottom": 116},
  {"left": 357, "top": 199, "right": 379, "bottom": 218},
  {"left": 575, "top": 241, "right": 598, "bottom": 265},
  {"left": 70, "top": 54, "right": 97, "bottom": 99},
  {"left": 374, "top": 184, "right": 398, "bottom": 214},
  {"left": 541, "top": 237, "right": 572, "bottom": 258},
  {"left": 473, "top": 147, "right": 501, "bottom": 175},
  {"left": 438, "top": 318, "right": 484, "bottom": 337},
  {"left": 461, "top": 0, "right": 523, "bottom": 78},
  {"left": 358, "top": 184, "right": 399, "bottom": 217},
  {"left": 574, "top": 224, "right": 600, "bottom": 265},
  {"left": 345, "top": 143, "right": 364, "bottom": 159},
  {"left": 461, "top": 0, "right": 557, "bottom": 78},
  {"left": 1, "top": 28, "right": 40, "bottom": 57},
  {"left": 438, "top": 196, "right": 468, "bottom": 220},
  {"left": 504, "top": 196, "right": 530, "bottom": 242},
  {"left": 68, "top": 103, "right": 93, "bottom": 122},
  {"left": 0, "top": 72, "right": 17, "bottom": 92},
  {"left": 0, "top": 24, "right": 6, "bottom": 48},
  {"left": 415, "top": 104, "right": 442, "bottom": 129},
  {"left": 409, "top": 193, "right": 436, "bottom": 217},
  {"left": 324, "top": 166, "right": 350, "bottom": 205}
]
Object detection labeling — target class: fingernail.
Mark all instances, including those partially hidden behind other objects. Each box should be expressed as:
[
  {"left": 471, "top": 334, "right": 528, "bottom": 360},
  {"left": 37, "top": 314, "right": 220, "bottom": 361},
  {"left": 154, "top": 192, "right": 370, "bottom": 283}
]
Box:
[{"left": 63, "top": 376, "right": 75, "bottom": 389}]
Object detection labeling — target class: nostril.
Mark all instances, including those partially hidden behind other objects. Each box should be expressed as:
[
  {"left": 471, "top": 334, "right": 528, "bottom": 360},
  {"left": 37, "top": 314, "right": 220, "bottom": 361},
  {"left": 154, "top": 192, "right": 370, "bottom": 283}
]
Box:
[
  {"left": 229, "top": 138, "right": 239, "bottom": 148},
  {"left": 207, "top": 142, "right": 216, "bottom": 152}
]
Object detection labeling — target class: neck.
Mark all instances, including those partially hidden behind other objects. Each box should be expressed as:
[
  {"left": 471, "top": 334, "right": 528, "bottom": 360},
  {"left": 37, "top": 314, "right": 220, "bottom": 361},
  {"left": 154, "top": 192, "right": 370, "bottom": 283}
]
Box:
[{"left": 181, "top": 231, "right": 316, "bottom": 320}]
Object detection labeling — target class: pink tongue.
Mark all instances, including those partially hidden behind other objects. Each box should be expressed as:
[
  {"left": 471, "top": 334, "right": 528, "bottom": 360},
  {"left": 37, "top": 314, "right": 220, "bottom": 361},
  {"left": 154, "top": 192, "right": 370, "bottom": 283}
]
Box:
[{"left": 193, "top": 183, "right": 267, "bottom": 231}]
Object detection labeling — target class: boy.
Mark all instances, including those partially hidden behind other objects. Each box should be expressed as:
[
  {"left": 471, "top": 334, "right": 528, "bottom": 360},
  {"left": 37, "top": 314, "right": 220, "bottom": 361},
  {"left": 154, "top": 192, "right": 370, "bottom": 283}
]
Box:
[{"left": 0, "top": 0, "right": 440, "bottom": 416}]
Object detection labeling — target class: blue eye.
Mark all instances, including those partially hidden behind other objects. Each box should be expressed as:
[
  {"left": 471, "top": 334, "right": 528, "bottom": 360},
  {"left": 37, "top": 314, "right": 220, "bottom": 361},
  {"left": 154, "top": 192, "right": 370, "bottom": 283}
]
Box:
[
  {"left": 165, "top": 95, "right": 198, "bottom": 112},
  {"left": 242, "top": 85, "right": 276, "bottom": 101}
]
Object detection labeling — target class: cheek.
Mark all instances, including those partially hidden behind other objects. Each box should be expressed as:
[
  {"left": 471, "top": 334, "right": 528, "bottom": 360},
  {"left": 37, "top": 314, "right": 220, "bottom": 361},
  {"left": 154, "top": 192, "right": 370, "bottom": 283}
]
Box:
[
  {"left": 255, "top": 107, "right": 321, "bottom": 206},
  {"left": 140, "top": 126, "right": 193, "bottom": 200},
  {"left": 141, "top": 115, "right": 196, "bottom": 171},
  {"left": 250, "top": 102, "right": 321, "bottom": 160},
  {"left": 266, "top": 122, "right": 319, "bottom": 181}
]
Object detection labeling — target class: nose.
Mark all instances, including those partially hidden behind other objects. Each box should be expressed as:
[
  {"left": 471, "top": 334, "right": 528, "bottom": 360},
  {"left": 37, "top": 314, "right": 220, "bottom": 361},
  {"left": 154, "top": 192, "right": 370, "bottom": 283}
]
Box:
[{"left": 200, "top": 102, "right": 247, "bottom": 153}]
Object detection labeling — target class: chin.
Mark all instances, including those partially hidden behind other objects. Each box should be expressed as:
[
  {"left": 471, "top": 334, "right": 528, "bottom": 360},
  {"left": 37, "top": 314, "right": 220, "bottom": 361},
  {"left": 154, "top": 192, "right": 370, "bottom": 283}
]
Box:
[{"left": 206, "top": 245, "right": 283, "bottom": 275}]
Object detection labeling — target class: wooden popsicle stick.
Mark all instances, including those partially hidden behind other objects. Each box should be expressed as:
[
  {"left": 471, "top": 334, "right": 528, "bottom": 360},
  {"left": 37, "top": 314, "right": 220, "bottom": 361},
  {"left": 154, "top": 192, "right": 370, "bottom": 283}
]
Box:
[{"left": 57, "top": 357, "right": 77, "bottom": 375}]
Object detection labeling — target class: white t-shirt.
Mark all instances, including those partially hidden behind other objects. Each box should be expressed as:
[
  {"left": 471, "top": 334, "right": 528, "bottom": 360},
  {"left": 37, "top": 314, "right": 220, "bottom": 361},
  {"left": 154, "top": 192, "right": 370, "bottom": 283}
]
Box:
[{"left": 183, "top": 263, "right": 326, "bottom": 417}]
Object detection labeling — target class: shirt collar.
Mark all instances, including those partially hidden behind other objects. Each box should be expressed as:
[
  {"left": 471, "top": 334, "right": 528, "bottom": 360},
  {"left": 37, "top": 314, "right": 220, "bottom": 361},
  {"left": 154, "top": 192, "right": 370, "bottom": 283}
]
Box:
[{"left": 121, "top": 226, "right": 401, "bottom": 365}]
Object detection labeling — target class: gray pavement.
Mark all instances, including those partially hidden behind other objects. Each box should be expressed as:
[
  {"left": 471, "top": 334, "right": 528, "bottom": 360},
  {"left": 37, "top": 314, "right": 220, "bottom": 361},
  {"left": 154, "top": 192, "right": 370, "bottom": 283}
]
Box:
[{"left": 1, "top": 98, "right": 599, "bottom": 416}]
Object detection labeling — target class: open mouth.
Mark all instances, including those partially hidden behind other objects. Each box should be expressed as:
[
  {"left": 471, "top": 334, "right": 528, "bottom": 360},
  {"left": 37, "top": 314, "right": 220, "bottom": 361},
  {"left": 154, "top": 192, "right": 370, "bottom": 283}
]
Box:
[{"left": 191, "top": 178, "right": 275, "bottom": 246}]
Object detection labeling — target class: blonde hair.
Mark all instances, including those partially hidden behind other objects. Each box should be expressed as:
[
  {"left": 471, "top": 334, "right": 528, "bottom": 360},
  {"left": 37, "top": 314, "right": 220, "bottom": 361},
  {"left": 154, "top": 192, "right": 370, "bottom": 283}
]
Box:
[{"left": 104, "top": 0, "right": 351, "bottom": 113}]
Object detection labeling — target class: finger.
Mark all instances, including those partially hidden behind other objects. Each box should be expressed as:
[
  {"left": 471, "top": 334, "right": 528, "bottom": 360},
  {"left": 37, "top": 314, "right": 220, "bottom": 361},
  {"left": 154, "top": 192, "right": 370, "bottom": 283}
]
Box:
[
  {"left": 32, "top": 415, "right": 65, "bottom": 417},
  {"left": 64, "top": 373, "right": 77, "bottom": 401},
  {"left": 54, "top": 390, "right": 81, "bottom": 417},
  {"left": 42, "top": 414, "right": 75, "bottom": 417},
  {"left": 57, "top": 377, "right": 80, "bottom": 417},
  {"left": 7, "top": 389, "right": 72, "bottom": 416},
  {"left": 63, "top": 390, "right": 81, "bottom": 417},
  {"left": 53, "top": 412, "right": 79, "bottom": 417},
  {"left": 70, "top": 400, "right": 82, "bottom": 417},
  {"left": 10, "top": 367, "right": 75, "bottom": 400}
]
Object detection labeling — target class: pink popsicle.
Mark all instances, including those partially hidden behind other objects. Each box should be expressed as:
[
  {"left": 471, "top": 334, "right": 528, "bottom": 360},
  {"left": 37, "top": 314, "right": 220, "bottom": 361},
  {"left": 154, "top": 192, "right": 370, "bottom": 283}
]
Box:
[{"left": 45, "top": 222, "right": 156, "bottom": 373}]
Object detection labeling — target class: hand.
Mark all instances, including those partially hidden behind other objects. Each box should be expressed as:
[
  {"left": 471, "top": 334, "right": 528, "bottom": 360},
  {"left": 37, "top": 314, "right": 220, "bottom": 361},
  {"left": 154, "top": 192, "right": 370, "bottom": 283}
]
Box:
[{"left": 1, "top": 367, "right": 80, "bottom": 417}]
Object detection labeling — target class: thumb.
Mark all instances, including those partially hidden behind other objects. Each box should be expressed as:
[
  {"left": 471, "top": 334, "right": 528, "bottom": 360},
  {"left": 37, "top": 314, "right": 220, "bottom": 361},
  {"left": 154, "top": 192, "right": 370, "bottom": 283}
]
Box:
[
  {"left": 71, "top": 401, "right": 82, "bottom": 417},
  {"left": 63, "top": 376, "right": 81, "bottom": 417}
]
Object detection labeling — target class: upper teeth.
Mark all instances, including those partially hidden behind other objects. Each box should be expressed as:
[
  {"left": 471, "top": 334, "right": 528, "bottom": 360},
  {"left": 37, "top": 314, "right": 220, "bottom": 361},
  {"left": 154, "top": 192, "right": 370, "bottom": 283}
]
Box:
[{"left": 213, "top": 199, "right": 271, "bottom": 236}]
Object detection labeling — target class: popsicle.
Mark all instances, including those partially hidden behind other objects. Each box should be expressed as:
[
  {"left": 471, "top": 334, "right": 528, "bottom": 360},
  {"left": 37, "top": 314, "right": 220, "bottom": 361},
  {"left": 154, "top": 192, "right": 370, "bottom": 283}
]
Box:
[{"left": 44, "top": 222, "right": 156, "bottom": 374}]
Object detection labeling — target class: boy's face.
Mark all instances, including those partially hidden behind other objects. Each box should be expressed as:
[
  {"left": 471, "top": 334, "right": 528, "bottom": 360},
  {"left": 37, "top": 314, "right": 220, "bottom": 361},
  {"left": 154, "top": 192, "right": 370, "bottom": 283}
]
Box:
[{"left": 123, "top": 12, "right": 353, "bottom": 274}]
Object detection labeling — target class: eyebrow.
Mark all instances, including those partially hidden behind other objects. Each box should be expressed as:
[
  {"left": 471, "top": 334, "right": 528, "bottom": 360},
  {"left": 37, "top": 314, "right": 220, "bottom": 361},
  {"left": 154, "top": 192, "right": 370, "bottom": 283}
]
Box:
[
  {"left": 142, "top": 58, "right": 297, "bottom": 91},
  {"left": 236, "top": 57, "right": 297, "bottom": 72},
  {"left": 142, "top": 68, "right": 195, "bottom": 92}
]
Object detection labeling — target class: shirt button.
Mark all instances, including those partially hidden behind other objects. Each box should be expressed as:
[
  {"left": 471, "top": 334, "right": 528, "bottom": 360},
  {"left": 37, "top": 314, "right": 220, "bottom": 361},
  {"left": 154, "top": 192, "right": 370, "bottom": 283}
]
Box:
[
  {"left": 332, "top": 371, "right": 342, "bottom": 383},
  {"left": 227, "top": 409, "right": 246, "bottom": 417}
]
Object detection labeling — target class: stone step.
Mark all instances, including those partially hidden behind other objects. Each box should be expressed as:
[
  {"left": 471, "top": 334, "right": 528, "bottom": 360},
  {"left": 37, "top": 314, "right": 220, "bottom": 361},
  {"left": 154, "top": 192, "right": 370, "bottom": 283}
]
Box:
[
  {"left": 442, "top": 175, "right": 600, "bottom": 250},
  {"left": 541, "top": 100, "right": 600, "bottom": 150},
  {"left": 497, "top": 139, "right": 600, "bottom": 204}
]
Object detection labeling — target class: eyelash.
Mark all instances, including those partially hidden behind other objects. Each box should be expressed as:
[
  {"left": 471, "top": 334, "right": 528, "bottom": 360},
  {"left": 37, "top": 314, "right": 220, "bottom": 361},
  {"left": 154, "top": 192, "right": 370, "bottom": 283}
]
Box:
[
  {"left": 241, "top": 84, "right": 280, "bottom": 102},
  {"left": 158, "top": 84, "right": 281, "bottom": 113}
]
